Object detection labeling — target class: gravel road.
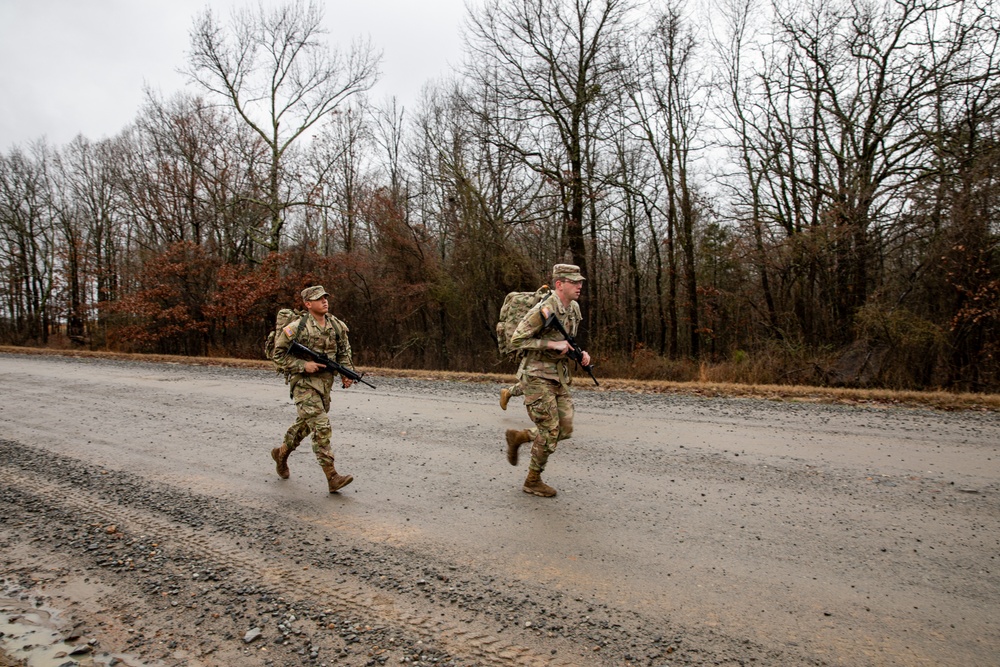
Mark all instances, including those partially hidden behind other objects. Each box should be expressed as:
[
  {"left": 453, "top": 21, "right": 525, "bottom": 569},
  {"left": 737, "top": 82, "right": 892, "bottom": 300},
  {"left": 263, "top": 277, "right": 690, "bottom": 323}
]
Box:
[{"left": 0, "top": 352, "right": 998, "bottom": 667}]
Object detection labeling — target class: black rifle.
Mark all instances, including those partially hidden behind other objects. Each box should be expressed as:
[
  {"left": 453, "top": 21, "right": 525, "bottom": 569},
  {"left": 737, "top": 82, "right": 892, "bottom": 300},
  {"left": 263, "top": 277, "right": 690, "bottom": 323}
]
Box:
[
  {"left": 541, "top": 312, "right": 598, "bottom": 386},
  {"left": 289, "top": 340, "right": 377, "bottom": 389}
]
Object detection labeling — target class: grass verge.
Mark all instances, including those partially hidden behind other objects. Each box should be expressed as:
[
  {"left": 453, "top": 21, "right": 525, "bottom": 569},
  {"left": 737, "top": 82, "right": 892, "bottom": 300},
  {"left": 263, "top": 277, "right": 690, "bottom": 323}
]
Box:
[{"left": 3, "top": 345, "right": 998, "bottom": 412}]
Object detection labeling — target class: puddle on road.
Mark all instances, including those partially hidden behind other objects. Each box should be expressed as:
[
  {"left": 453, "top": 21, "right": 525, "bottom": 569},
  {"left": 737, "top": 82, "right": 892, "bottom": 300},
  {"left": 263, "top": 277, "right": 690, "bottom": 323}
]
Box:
[{"left": 0, "top": 585, "right": 147, "bottom": 667}]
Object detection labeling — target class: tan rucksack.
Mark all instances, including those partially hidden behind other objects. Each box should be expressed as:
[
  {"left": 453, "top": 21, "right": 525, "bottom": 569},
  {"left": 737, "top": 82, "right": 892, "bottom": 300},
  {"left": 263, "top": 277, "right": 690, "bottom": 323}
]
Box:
[
  {"left": 495, "top": 285, "right": 550, "bottom": 357},
  {"left": 264, "top": 309, "right": 307, "bottom": 370}
]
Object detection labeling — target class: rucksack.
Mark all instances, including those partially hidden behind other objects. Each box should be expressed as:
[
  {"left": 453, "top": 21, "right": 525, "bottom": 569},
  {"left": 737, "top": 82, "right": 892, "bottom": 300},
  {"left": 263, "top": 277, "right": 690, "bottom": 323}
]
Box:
[
  {"left": 496, "top": 285, "right": 551, "bottom": 357},
  {"left": 264, "top": 308, "right": 307, "bottom": 369}
]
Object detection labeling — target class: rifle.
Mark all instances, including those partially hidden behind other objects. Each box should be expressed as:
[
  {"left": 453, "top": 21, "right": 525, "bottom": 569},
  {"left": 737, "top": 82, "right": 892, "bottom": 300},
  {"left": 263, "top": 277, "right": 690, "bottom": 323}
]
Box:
[
  {"left": 289, "top": 340, "right": 377, "bottom": 389},
  {"left": 541, "top": 312, "right": 598, "bottom": 386}
]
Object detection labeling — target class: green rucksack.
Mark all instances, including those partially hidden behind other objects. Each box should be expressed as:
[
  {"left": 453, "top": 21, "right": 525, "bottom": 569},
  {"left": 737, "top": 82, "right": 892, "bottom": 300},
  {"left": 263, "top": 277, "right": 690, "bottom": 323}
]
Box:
[{"left": 496, "top": 285, "right": 551, "bottom": 357}]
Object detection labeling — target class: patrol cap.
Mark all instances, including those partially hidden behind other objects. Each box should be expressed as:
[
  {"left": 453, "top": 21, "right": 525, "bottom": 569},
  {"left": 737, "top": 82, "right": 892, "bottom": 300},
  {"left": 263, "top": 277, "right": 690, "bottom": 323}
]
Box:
[
  {"left": 552, "top": 264, "right": 585, "bottom": 282},
  {"left": 301, "top": 285, "right": 330, "bottom": 301}
]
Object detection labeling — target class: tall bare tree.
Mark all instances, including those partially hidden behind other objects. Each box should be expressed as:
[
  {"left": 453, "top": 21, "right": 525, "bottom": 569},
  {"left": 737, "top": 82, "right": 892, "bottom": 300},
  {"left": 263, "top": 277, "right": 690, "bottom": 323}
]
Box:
[
  {"left": 303, "top": 100, "right": 374, "bottom": 254},
  {"left": 465, "top": 0, "right": 634, "bottom": 331},
  {"left": 55, "top": 136, "right": 123, "bottom": 340},
  {"left": 770, "top": 0, "right": 996, "bottom": 330},
  {"left": 711, "top": 0, "right": 783, "bottom": 343},
  {"left": 372, "top": 96, "right": 408, "bottom": 209},
  {"left": 409, "top": 80, "right": 545, "bottom": 356},
  {"left": 0, "top": 144, "right": 58, "bottom": 344},
  {"left": 186, "top": 0, "right": 380, "bottom": 253},
  {"left": 625, "top": 3, "right": 708, "bottom": 357}
]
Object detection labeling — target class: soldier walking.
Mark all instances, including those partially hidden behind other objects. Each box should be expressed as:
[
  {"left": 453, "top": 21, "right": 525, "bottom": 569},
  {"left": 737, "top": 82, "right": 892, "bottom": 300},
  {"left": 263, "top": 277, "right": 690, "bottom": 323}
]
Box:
[
  {"left": 504, "top": 264, "right": 592, "bottom": 497},
  {"left": 270, "top": 286, "right": 357, "bottom": 493}
]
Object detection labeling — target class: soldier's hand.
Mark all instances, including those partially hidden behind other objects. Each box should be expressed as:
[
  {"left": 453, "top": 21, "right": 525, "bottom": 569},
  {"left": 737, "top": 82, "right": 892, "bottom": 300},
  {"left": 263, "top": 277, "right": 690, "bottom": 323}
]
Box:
[
  {"left": 304, "top": 361, "right": 321, "bottom": 374},
  {"left": 581, "top": 350, "right": 592, "bottom": 366},
  {"left": 342, "top": 377, "right": 354, "bottom": 389},
  {"left": 547, "top": 340, "right": 571, "bottom": 356}
]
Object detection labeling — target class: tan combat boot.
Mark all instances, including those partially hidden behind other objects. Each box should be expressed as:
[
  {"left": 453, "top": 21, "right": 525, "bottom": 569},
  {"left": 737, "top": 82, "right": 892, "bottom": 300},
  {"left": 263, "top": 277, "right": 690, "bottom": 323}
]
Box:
[
  {"left": 523, "top": 469, "right": 556, "bottom": 497},
  {"left": 505, "top": 429, "right": 533, "bottom": 466},
  {"left": 499, "top": 387, "right": 512, "bottom": 410},
  {"left": 322, "top": 463, "right": 354, "bottom": 493},
  {"left": 271, "top": 445, "right": 291, "bottom": 479}
]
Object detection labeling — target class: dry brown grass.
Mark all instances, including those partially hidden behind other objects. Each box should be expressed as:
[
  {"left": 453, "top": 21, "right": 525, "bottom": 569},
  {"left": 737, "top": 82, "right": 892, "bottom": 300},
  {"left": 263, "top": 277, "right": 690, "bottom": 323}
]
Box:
[{"left": 4, "top": 345, "right": 998, "bottom": 411}]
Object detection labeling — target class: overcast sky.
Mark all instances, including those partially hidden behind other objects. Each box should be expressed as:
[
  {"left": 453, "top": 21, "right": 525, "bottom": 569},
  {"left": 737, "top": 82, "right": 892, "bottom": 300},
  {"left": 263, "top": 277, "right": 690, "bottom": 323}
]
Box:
[{"left": 0, "top": 0, "right": 468, "bottom": 151}]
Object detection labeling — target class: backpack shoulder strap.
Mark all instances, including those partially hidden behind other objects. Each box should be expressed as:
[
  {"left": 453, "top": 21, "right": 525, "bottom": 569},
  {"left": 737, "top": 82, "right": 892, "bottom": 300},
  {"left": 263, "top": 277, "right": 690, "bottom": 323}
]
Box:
[{"left": 293, "top": 313, "right": 308, "bottom": 341}]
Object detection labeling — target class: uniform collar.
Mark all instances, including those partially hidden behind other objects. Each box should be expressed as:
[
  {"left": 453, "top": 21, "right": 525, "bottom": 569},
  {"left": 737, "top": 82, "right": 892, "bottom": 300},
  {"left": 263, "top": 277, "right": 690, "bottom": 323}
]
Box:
[
  {"left": 308, "top": 312, "right": 332, "bottom": 329},
  {"left": 552, "top": 294, "right": 571, "bottom": 314}
]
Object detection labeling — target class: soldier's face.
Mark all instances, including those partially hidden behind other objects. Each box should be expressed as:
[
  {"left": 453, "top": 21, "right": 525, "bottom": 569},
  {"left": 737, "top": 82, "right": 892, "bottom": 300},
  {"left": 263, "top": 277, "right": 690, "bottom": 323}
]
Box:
[
  {"left": 305, "top": 296, "right": 329, "bottom": 316},
  {"left": 555, "top": 279, "right": 583, "bottom": 301}
]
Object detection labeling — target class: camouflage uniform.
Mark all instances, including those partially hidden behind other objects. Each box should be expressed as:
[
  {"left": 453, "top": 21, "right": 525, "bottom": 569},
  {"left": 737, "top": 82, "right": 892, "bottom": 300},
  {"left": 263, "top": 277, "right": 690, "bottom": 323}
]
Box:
[
  {"left": 498, "top": 285, "right": 553, "bottom": 411},
  {"left": 272, "top": 290, "right": 355, "bottom": 470},
  {"left": 499, "top": 381, "right": 523, "bottom": 410},
  {"left": 509, "top": 271, "right": 583, "bottom": 474}
]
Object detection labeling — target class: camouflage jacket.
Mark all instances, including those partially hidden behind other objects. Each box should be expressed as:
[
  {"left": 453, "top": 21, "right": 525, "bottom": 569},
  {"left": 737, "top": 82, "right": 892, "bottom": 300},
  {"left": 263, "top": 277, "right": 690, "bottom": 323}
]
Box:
[
  {"left": 509, "top": 291, "right": 582, "bottom": 385},
  {"left": 272, "top": 312, "right": 354, "bottom": 397}
]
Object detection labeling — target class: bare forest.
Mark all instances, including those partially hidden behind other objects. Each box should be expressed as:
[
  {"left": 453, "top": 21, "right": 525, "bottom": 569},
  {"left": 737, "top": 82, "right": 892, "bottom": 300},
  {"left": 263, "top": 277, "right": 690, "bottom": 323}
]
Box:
[{"left": 1, "top": 0, "right": 998, "bottom": 391}]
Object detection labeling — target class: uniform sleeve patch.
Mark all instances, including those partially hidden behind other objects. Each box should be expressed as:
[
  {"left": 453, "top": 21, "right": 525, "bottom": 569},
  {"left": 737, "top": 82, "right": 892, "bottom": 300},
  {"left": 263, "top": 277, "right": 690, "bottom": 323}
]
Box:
[{"left": 282, "top": 324, "right": 296, "bottom": 337}]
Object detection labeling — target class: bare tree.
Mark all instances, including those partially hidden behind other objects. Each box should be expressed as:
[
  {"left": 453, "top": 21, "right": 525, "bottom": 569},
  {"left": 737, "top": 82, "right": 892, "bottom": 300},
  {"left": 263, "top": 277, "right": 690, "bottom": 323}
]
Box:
[
  {"left": 625, "top": 3, "right": 709, "bottom": 357},
  {"left": 711, "top": 0, "right": 784, "bottom": 343},
  {"left": 409, "top": 80, "right": 545, "bottom": 355},
  {"left": 186, "top": 0, "right": 381, "bottom": 253},
  {"left": 303, "top": 100, "right": 375, "bottom": 254},
  {"left": 127, "top": 91, "right": 264, "bottom": 263},
  {"left": 465, "top": 0, "right": 635, "bottom": 330},
  {"left": 372, "top": 96, "right": 409, "bottom": 208},
  {"left": 0, "top": 144, "right": 58, "bottom": 344},
  {"left": 768, "top": 0, "right": 996, "bottom": 329},
  {"left": 54, "top": 136, "right": 123, "bottom": 341}
]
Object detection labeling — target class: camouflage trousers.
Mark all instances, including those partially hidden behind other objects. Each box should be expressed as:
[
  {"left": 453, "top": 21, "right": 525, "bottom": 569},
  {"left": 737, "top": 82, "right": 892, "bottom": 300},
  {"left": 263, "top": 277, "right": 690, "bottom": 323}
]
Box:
[
  {"left": 283, "top": 384, "right": 334, "bottom": 468},
  {"left": 520, "top": 375, "right": 574, "bottom": 473},
  {"left": 506, "top": 382, "right": 524, "bottom": 398}
]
